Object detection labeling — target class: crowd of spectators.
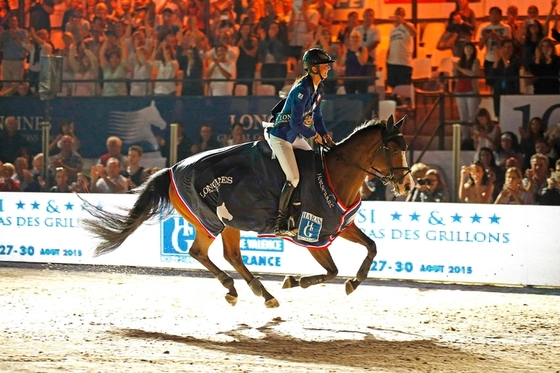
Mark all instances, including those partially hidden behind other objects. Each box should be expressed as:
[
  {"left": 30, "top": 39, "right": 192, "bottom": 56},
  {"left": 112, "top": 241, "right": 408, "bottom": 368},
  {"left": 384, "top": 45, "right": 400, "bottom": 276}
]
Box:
[
  {"left": 1, "top": 0, "right": 560, "bottom": 204},
  {"left": 0, "top": 0, "right": 559, "bottom": 101}
]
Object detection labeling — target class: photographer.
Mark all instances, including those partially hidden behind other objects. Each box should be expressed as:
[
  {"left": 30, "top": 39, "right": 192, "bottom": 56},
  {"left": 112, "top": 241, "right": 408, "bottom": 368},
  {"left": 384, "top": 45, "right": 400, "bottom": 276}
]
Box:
[{"left": 406, "top": 169, "right": 450, "bottom": 203}]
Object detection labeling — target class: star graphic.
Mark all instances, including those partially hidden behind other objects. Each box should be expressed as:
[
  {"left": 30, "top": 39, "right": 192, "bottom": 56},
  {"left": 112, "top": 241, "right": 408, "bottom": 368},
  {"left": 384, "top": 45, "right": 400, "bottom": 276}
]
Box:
[
  {"left": 489, "top": 214, "right": 501, "bottom": 224},
  {"left": 451, "top": 213, "right": 462, "bottom": 223},
  {"left": 391, "top": 211, "right": 402, "bottom": 221},
  {"left": 470, "top": 213, "right": 481, "bottom": 223},
  {"left": 31, "top": 201, "right": 40, "bottom": 210},
  {"left": 16, "top": 201, "right": 25, "bottom": 209},
  {"left": 65, "top": 202, "right": 74, "bottom": 210},
  {"left": 409, "top": 212, "right": 420, "bottom": 221}
]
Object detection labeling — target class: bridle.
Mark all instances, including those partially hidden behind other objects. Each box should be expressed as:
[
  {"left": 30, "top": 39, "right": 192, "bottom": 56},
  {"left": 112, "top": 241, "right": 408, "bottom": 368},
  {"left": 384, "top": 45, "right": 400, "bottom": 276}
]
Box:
[{"left": 322, "top": 130, "right": 411, "bottom": 187}]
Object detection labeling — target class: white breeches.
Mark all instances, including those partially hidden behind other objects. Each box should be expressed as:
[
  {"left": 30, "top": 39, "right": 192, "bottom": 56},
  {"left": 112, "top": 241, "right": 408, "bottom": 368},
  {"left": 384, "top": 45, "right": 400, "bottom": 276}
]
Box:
[{"left": 267, "top": 134, "right": 312, "bottom": 188}]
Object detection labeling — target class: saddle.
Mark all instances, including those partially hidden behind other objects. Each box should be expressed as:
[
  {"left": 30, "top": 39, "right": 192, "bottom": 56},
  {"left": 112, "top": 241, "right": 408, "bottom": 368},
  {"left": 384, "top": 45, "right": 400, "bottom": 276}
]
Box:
[{"left": 170, "top": 141, "right": 360, "bottom": 248}]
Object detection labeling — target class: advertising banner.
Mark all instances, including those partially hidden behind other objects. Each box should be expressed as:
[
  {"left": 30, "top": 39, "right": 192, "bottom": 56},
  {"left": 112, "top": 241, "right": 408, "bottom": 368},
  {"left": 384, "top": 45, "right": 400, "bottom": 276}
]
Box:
[
  {"left": 500, "top": 95, "right": 560, "bottom": 136},
  {"left": 0, "top": 193, "right": 558, "bottom": 287},
  {"left": 0, "top": 95, "right": 377, "bottom": 158}
]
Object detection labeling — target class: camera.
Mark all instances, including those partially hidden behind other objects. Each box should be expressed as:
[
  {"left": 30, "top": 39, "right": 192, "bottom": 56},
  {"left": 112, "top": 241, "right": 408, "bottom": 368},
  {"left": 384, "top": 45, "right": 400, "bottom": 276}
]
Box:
[{"left": 416, "top": 178, "right": 431, "bottom": 186}]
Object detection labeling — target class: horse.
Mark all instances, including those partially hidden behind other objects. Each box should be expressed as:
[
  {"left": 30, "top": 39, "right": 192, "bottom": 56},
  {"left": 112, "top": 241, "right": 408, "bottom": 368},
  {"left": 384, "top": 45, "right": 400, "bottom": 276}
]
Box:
[{"left": 81, "top": 115, "right": 413, "bottom": 308}]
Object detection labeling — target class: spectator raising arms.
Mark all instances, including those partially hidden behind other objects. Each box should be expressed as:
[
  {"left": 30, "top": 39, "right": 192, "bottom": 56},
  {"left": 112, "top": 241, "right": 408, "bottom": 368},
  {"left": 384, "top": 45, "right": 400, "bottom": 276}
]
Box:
[
  {"left": 386, "top": 7, "right": 417, "bottom": 90},
  {"left": 130, "top": 46, "right": 152, "bottom": 96},
  {"left": 99, "top": 37, "right": 129, "bottom": 97},
  {"left": 68, "top": 42, "right": 98, "bottom": 97},
  {"left": 151, "top": 41, "right": 179, "bottom": 96}
]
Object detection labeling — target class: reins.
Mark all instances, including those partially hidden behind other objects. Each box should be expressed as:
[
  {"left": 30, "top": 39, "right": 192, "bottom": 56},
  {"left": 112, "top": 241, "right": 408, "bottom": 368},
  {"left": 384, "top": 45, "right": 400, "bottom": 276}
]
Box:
[{"left": 322, "top": 131, "right": 411, "bottom": 186}]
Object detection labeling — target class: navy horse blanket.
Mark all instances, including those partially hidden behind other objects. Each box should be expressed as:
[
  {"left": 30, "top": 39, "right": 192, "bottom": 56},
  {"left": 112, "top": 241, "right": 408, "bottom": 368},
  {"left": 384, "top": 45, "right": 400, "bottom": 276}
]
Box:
[{"left": 169, "top": 141, "right": 361, "bottom": 248}]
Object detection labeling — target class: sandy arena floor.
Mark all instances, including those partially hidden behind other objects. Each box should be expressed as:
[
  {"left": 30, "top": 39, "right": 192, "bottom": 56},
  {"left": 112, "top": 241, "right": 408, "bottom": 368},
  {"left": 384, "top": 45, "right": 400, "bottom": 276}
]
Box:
[{"left": 0, "top": 265, "right": 559, "bottom": 373}]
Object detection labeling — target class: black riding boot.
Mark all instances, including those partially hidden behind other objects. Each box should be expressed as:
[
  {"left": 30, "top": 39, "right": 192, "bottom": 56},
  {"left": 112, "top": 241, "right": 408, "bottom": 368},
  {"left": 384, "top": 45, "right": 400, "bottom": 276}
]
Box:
[{"left": 275, "top": 181, "right": 296, "bottom": 237}]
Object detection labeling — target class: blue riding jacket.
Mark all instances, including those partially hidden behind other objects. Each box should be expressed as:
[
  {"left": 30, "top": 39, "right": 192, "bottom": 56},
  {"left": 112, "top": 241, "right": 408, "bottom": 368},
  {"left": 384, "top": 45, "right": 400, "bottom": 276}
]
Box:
[{"left": 269, "top": 76, "right": 328, "bottom": 143}]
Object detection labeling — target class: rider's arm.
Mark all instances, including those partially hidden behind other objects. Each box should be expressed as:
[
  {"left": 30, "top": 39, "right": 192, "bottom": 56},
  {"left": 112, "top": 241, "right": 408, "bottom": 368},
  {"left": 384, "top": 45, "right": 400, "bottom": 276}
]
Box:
[{"left": 288, "top": 84, "right": 317, "bottom": 138}]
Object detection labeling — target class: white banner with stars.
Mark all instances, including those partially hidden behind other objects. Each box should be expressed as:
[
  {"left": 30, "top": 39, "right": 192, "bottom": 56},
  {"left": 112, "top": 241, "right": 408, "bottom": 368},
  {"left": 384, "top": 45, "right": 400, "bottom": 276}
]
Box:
[{"left": 0, "top": 193, "right": 558, "bottom": 287}]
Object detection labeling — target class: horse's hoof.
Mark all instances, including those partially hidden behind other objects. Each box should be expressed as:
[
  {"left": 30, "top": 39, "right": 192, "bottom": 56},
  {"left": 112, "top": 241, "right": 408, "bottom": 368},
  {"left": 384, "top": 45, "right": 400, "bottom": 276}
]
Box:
[
  {"left": 225, "top": 293, "right": 238, "bottom": 306},
  {"left": 345, "top": 279, "right": 358, "bottom": 295},
  {"left": 264, "top": 298, "right": 280, "bottom": 308},
  {"left": 282, "top": 275, "right": 298, "bottom": 289}
]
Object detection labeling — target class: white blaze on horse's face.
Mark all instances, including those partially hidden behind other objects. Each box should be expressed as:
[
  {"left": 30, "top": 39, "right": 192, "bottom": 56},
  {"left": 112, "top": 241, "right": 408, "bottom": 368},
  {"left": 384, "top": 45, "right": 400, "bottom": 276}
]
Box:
[{"left": 385, "top": 142, "right": 412, "bottom": 196}]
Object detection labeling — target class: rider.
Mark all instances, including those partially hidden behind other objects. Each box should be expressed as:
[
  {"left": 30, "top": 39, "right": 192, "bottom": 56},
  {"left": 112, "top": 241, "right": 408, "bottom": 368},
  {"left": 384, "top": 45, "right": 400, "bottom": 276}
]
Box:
[{"left": 268, "top": 47, "right": 336, "bottom": 237}]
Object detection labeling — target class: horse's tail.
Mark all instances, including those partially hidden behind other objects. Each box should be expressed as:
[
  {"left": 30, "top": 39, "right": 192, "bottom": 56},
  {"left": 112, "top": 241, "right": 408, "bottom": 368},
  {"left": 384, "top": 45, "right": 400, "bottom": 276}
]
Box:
[{"left": 81, "top": 168, "right": 173, "bottom": 257}]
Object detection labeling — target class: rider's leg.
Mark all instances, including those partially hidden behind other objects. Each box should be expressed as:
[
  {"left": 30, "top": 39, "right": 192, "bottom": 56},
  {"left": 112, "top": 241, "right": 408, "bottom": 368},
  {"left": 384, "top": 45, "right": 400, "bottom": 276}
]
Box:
[{"left": 268, "top": 135, "right": 305, "bottom": 236}]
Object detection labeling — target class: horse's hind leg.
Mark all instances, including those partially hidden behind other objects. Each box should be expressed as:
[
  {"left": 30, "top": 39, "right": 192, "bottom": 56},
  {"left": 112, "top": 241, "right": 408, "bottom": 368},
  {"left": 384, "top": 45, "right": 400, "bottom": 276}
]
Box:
[
  {"left": 221, "top": 227, "right": 279, "bottom": 308},
  {"left": 282, "top": 248, "right": 338, "bottom": 290},
  {"left": 339, "top": 224, "right": 377, "bottom": 295},
  {"left": 169, "top": 187, "right": 239, "bottom": 306}
]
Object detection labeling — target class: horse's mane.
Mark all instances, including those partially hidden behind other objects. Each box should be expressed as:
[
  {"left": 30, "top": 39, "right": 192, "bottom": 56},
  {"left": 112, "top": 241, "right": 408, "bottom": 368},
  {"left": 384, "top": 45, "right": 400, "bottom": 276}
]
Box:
[{"left": 336, "top": 119, "right": 386, "bottom": 147}]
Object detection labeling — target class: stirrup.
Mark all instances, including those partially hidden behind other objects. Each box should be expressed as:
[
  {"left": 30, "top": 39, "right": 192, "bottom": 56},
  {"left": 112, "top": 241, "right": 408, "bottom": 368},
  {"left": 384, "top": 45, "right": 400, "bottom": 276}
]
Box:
[{"left": 275, "top": 214, "right": 295, "bottom": 237}]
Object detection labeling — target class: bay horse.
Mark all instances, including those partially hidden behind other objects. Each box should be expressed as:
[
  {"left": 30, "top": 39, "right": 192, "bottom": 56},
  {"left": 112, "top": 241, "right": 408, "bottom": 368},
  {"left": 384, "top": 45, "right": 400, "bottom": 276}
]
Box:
[{"left": 81, "top": 116, "right": 412, "bottom": 308}]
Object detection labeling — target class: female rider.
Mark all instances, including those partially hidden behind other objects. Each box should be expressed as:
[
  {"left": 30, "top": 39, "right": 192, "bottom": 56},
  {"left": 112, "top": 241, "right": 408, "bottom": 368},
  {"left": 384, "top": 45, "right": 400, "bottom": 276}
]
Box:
[{"left": 267, "top": 48, "right": 336, "bottom": 237}]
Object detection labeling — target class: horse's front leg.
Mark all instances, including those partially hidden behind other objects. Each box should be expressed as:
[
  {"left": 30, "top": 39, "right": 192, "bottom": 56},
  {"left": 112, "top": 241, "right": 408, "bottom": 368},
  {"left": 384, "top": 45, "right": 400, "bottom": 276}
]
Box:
[
  {"left": 338, "top": 223, "right": 377, "bottom": 295},
  {"left": 221, "top": 227, "right": 279, "bottom": 308},
  {"left": 282, "top": 248, "right": 338, "bottom": 289}
]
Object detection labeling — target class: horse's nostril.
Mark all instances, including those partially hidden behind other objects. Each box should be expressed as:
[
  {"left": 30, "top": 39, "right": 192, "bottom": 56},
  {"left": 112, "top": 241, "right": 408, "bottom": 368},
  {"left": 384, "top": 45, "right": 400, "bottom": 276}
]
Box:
[{"left": 405, "top": 184, "right": 411, "bottom": 193}]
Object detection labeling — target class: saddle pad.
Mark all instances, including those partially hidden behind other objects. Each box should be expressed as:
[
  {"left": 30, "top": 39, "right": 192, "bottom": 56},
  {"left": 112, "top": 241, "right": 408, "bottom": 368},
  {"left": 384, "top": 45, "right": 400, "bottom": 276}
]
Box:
[{"left": 170, "top": 141, "right": 361, "bottom": 248}]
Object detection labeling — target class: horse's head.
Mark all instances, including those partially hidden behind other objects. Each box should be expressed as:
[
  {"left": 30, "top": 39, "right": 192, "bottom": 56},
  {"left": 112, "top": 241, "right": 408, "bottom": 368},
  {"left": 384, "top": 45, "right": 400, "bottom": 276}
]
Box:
[
  {"left": 143, "top": 101, "right": 167, "bottom": 130},
  {"left": 369, "top": 115, "right": 413, "bottom": 196}
]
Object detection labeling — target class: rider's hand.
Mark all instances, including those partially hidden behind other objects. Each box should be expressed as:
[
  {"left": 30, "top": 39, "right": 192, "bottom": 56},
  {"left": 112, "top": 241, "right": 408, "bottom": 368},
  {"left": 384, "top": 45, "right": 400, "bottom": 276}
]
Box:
[
  {"left": 313, "top": 132, "right": 324, "bottom": 145},
  {"left": 322, "top": 134, "right": 336, "bottom": 147}
]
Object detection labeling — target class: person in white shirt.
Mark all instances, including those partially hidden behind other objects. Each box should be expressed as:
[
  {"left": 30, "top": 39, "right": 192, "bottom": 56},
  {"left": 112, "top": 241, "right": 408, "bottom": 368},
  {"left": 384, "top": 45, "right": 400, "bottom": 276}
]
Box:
[
  {"left": 288, "top": 0, "right": 319, "bottom": 61},
  {"left": 478, "top": 7, "right": 511, "bottom": 86},
  {"left": 90, "top": 157, "right": 128, "bottom": 193},
  {"left": 22, "top": 27, "right": 53, "bottom": 94},
  {"left": 206, "top": 44, "right": 235, "bottom": 96},
  {"left": 130, "top": 46, "right": 152, "bottom": 96},
  {"left": 67, "top": 42, "right": 98, "bottom": 97},
  {"left": 151, "top": 41, "right": 179, "bottom": 95},
  {"left": 386, "top": 7, "right": 417, "bottom": 89}
]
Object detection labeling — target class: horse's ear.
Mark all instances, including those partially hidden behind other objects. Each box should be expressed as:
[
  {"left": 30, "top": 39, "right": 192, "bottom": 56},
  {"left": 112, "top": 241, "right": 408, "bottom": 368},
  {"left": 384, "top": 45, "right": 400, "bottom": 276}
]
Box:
[
  {"left": 395, "top": 115, "right": 406, "bottom": 130},
  {"left": 386, "top": 115, "right": 395, "bottom": 132}
]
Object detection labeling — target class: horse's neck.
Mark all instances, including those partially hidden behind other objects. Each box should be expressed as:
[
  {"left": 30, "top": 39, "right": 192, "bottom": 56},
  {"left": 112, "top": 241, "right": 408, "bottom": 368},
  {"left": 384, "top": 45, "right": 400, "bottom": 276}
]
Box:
[{"left": 326, "top": 133, "right": 379, "bottom": 207}]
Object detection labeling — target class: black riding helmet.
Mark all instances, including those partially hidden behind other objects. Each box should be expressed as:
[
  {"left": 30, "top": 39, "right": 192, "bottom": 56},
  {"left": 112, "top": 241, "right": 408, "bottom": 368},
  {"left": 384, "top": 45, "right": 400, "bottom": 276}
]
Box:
[{"left": 302, "top": 48, "right": 334, "bottom": 72}]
